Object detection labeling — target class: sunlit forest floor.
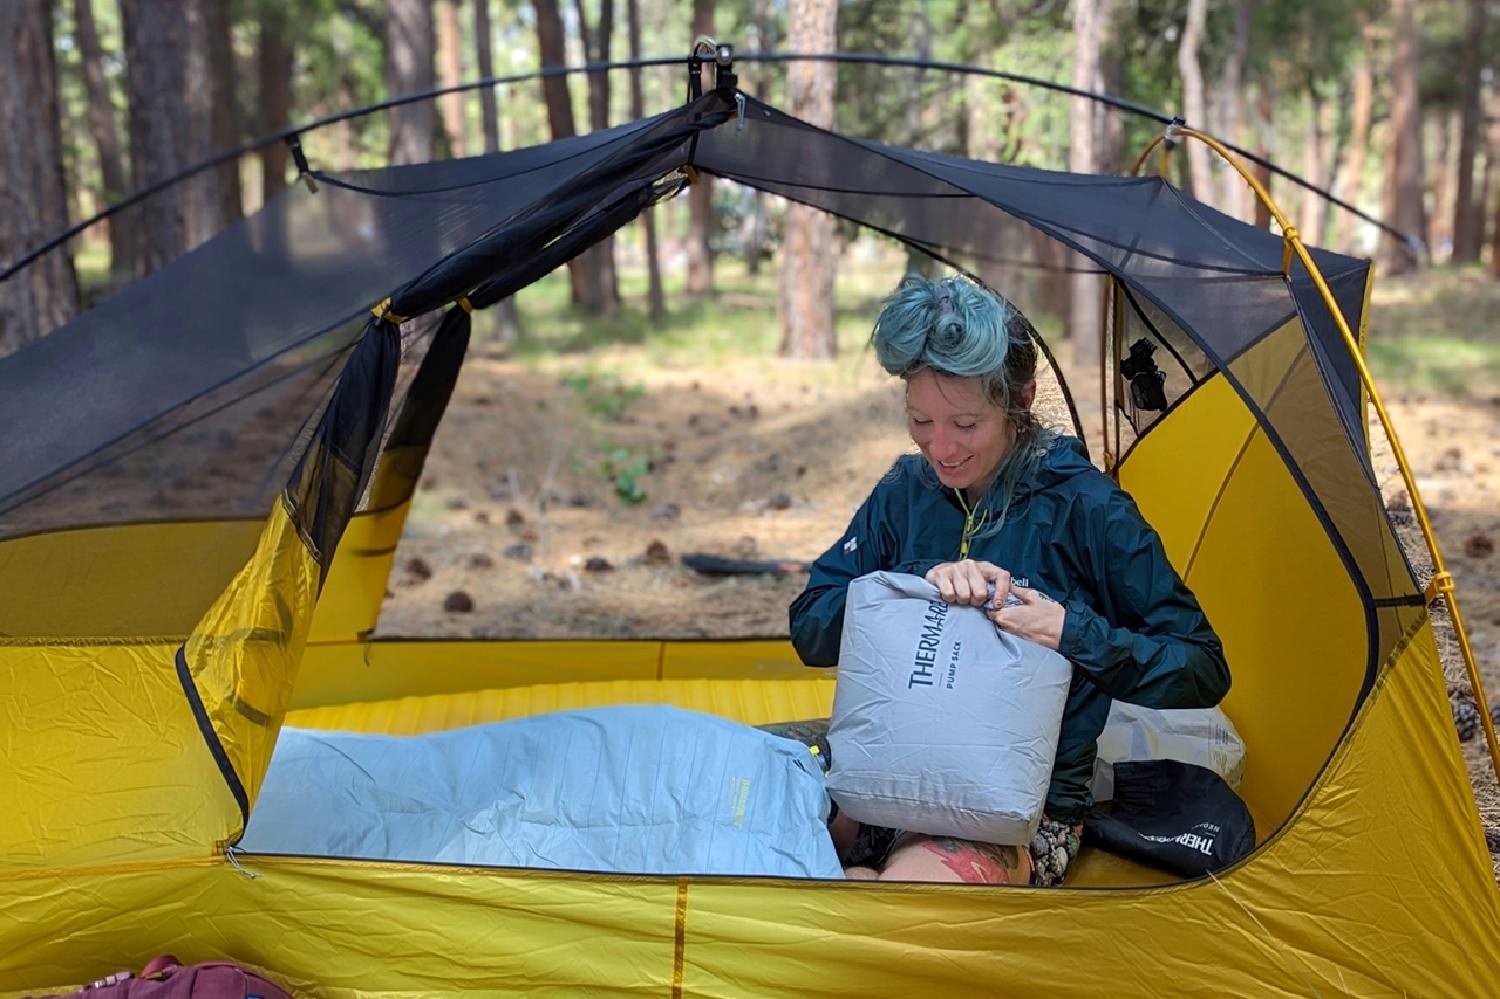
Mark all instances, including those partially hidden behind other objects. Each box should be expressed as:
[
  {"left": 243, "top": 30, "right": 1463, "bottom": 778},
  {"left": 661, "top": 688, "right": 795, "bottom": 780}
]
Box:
[{"left": 377, "top": 257, "right": 1500, "bottom": 873}]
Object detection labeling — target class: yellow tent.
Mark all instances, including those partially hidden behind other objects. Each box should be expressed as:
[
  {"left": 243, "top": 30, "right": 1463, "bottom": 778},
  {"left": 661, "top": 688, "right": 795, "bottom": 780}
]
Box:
[{"left": 2, "top": 86, "right": 1497, "bottom": 997}]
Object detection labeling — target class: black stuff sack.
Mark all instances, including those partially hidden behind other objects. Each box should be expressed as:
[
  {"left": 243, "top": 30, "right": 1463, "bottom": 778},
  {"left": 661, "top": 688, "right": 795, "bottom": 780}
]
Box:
[{"left": 1084, "top": 759, "right": 1256, "bottom": 877}]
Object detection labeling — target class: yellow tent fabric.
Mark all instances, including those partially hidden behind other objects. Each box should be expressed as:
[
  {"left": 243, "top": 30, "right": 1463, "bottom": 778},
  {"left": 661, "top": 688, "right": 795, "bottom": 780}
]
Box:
[{"left": 3, "top": 628, "right": 1496, "bottom": 996}]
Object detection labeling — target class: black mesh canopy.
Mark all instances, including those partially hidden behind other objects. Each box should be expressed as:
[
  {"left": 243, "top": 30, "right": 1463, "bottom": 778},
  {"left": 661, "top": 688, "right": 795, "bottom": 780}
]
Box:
[
  {"left": 0, "top": 89, "right": 1411, "bottom": 656},
  {"left": 0, "top": 107, "right": 690, "bottom": 540}
]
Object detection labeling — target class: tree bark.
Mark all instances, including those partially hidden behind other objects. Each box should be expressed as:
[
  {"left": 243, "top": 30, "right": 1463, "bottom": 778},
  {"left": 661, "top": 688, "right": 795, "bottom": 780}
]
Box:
[
  {"left": 1427, "top": 113, "right": 1454, "bottom": 261},
  {"left": 778, "top": 0, "right": 838, "bottom": 360},
  {"left": 1069, "top": 0, "right": 1106, "bottom": 368},
  {"left": 437, "top": 0, "right": 466, "bottom": 158},
  {"left": 1451, "top": 0, "right": 1488, "bottom": 263},
  {"left": 1175, "top": 0, "right": 1211, "bottom": 202},
  {"left": 474, "top": 0, "right": 500, "bottom": 155},
  {"left": 201, "top": 0, "right": 242, "bottom": 235},
  {"left": 627, "top": 0, "right": 665, "bottom": 322},
  {"left": 154, "top": 0, "right": 238, "bottom": 249},
  {"left": 120, "top": 0, "right": 195, "bottom": 276},
  {"left": 686, "top": 0, "right": 715, "bottom": 296},
  {"left": 73, "top": 0, "right": 133, "bottom": 280},
  {"left": 386, "top": 0, "right": 436, "bottom": 166},
  {"left": 1488, "top": 94, "right": 1500, "bottom": 279},
  {"left": 1218, "top": 0, "right": 1257, "bottom": 220},
  {"left": 0, "top": 0, "right": 80, "bottom": 352},
  {"left": 1379, "top": 0, "right": 1425, "bottom": 276},
  {"left": 257, "top": 0, "right": 294, "bottom": 201},
  {"left": 1335, "top": 23, "right": 1375, "bottom": 253},
  {"left": 534, "top": 0, "right": 604, "bottom": 311},
  {"left": 1300, "top": 89, "right": 1336, "bottom": 249},
  {"left": 473, "top": 0, "right": 522, "bottom": 341},
  {"left": 1252, "top": 74, "right": 1274, "bottom": 230},
  {"left": 574, "top": 0, "right": 619, "bottom": 315},
  {"left": 1099, "top": 22, "right": 1125, "bottom": 174}
]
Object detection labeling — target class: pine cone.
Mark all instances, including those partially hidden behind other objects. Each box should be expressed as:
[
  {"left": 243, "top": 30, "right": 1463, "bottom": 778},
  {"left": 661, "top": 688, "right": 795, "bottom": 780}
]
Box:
[{"left": 1452, "top": 698, "right": 1482, "bottom": 743}]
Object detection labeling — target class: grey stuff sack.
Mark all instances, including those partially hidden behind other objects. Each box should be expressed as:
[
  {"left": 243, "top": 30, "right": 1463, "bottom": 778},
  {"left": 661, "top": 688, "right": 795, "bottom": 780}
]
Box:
[{"left": 826, "top": 571, "right": 1074, "bottom": 844}]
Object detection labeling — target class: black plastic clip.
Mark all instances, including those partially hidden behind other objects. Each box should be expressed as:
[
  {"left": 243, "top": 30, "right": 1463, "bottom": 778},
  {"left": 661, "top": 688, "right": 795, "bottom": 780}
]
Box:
[
  {"left": 713, "top": 41, "right": 736, "bottom": 92},
  {"left": 287, "top": 134, "right": 319, "bottom": 194}
]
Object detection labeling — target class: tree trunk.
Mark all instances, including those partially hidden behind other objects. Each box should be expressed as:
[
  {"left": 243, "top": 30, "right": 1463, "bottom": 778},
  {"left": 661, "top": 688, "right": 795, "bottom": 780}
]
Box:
[
  {"left": 1300, "top": 89, "right": 1334, "bottom": 248},
  {"left": 74, "top": 0, "right": 133, "bottom": 280},
  {"left": 1451, "top": 0, "right": 1488, "bottom": 263},
  {"left": 686, "top": 0, "right": 715, "bottom": 296},
  {"left": 146, "top": 0, "right": 238, "bottom": 249},
  {"left": 1488, "top": 97, "right": 1500, "bottom": 279},
  {"left": 1427, "top": 113, "right": 1454, "bottom": 262},
  {"left": 1252, "top": 74, "right": 1274, "bottom": 230},
  {"left": 627, "top": 0, "right": 665, "bottom": 322},
  {"left": 1335, "top": 24, "right": 1375, "bottom": 254},
  {"left": 779, "top": 0, "right": 838, "bottom": 360},
  {"left": 437, "top": 0, "right": 466, "bottom": 158},
  {"left": 1489, "top": 181, "right": 1500, "bottom": 279},
  {"left": 257, "top": 0, "right": 293, "bottom": 201},
  {"left": 1099, "top": 24, "right": 1125, "bottom": 174},
  {"left": 1218, "top": 0, "right": 1257, "bottom": 220},
  {"left": 574, "top": 0, "right": 619, "bottom": 315},
  {"left": 1069, "top": 0, "right": 1105, "bottom": 368},
  {"left": 121, "top": 0, "right": 194, "bottom": 276},
  {"left": 474, "top": 0, "right": 522, "bottom": 341},
  {"left": 1379, "top": 0, "right": 1425, "bottom": 276},
  {"left": 575, "top": 0, "right": 614, "bottom": 133},
  {"left": 1176, "top": 0, "right": 1211, "bottom": 202},
  {"left": 201, "top": 0, "right": 242, "bottom": 234},
  {"left": 534, "top": 0, "right": 603, "bottom": 311},
  {"left": 474, "top": 0, "right": 500, "bottom": 155},
  {"left": 0, "top": 0, "right": 80, "bottom": 352},
  {"left": 386, "top": 0, "right": 436, "bottom": 166}
]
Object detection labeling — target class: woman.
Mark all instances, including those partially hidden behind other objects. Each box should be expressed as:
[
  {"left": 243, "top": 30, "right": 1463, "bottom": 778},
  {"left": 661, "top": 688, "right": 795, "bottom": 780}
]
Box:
[{"left": 784, "top": 274, "right": 1230, "bottom": 886}]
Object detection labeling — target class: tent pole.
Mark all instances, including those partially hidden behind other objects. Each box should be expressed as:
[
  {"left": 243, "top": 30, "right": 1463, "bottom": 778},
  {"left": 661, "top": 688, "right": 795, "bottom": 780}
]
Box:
[{"left": 1136, "top": 125, "right": 1500, "bottom": 782}]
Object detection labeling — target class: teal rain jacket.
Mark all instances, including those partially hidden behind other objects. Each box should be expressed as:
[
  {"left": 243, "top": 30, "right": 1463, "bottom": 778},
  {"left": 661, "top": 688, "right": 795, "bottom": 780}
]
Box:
[{"left": 789, "top": 436, "right": 1231, "bottom": 822}]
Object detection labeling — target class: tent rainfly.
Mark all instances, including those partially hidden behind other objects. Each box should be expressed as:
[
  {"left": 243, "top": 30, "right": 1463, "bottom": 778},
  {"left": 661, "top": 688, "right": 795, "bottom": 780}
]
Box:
[{"left": 2, "top": 80, "right": 1498, "bottom": 998}]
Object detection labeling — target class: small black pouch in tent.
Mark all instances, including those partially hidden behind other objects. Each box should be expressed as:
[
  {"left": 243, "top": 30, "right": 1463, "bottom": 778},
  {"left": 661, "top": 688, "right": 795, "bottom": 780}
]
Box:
[{"left": 1084, "top": 760, "right": 1256, "bottom": 877}]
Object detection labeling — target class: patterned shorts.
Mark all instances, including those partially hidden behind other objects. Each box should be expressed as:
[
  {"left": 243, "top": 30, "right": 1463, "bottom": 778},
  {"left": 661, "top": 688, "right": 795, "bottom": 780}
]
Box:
[{"left": 758, "top": 718, "right": 1083, "bottom": 887}]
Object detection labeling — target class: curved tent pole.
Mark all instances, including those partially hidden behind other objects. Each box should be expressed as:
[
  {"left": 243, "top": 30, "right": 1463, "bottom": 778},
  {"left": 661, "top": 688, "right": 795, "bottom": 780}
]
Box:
[
  {"left": 1133, "top": 125, "right": 1500, "bottom": 782},
  {"left": 2, "top": 53, "right": 1418, "bottom": 289},
  {"left": 735, "top": 52, "right": 1416, "bottom": 252}
]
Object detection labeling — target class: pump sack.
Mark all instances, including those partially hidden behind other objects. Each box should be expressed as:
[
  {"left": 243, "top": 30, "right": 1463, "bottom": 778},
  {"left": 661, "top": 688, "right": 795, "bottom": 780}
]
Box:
[{"left": 825, "top": 571, "right": 1073, "bottom": 844}]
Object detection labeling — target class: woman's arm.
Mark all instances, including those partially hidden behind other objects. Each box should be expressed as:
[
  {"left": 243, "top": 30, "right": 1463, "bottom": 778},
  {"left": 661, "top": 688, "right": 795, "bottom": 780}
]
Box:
[
  {"left": 788, "top": 466, "right": 937, "bottom": 667},
  {"left": 1054, "top": 489, "right": 1231, "bottom": 709}
]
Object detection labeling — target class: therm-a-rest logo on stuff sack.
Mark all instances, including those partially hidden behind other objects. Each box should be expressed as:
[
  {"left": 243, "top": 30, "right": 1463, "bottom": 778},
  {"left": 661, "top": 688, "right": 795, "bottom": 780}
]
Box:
[{"left": 908, "top": 599, "right": 949, "bottom": 689}]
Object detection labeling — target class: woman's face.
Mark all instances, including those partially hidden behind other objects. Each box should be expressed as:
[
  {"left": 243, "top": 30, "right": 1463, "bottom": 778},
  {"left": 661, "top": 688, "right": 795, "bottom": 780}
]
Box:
[{"left": 905, "top": 369, "right": 1030, "bottom": 493}]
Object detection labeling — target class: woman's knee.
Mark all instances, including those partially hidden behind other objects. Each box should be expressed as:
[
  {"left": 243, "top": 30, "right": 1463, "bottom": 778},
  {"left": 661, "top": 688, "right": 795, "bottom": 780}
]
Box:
[{"left": 878, "top": 835, "right": 1028, "bottom": 884}]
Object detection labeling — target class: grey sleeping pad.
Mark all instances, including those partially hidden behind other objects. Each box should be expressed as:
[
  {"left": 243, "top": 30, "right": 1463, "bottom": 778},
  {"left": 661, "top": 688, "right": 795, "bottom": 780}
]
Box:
[{"left": 826, "top": 571, "right": 1073, "bottom": 844}]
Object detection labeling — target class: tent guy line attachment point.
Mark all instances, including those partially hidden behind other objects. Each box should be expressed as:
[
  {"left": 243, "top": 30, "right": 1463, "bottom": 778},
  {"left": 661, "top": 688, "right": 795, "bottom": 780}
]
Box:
[{"left": 225, "top": 846, "right": 260, "bottom": 880}]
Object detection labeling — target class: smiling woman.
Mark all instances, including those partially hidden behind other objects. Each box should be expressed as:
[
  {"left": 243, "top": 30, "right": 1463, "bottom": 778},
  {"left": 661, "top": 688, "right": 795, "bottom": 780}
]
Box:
[{"left": 787, "top": 273, "right": 1232, "bottom": 885}]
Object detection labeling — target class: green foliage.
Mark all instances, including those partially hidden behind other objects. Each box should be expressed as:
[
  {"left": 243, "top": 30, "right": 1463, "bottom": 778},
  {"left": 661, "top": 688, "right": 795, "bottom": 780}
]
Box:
[
  {"left": 561, "top": 370, "right": 647, "bottom": 422},
  {"left": 1366, "top": 267, "right": 1500, "bottom": 397},
  {"left": 600, "top": 445, "right": 652, "bottom": 505}
]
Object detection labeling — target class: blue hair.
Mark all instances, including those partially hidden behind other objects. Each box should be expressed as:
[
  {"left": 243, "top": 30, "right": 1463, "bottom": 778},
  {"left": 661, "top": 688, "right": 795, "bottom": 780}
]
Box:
[{"left": 871, "top": 274, "right": 1056, "bottom": 537}]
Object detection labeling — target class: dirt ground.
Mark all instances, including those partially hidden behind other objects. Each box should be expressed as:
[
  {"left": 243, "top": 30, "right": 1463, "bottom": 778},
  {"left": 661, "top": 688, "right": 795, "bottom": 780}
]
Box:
[{"left": 378, "top": 268, "right": 1500, "bottom": 870}]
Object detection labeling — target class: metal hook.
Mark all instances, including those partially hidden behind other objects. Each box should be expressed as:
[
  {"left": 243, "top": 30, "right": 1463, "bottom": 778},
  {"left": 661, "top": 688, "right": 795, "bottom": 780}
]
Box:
[{"left": 225, "top": 845, "right": 261, "bottom": 880}]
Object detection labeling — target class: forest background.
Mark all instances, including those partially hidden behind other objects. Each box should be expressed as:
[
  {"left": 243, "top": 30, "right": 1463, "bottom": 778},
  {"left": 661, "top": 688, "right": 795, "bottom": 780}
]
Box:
[{"left": 1, "top": 0, "right": 1499, "bottom": 862}]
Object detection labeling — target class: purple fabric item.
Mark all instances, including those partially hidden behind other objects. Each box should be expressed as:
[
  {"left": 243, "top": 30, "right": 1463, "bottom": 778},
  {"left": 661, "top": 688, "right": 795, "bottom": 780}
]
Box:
[{"left": 32, "top": 957, "right": 293, "bottom": 999}]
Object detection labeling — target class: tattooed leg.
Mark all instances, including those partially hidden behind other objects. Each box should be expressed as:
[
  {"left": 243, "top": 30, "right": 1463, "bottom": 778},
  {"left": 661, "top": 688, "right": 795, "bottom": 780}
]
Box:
[{"left": 879, "top": 835, "right": 1029, "bottom": 884}]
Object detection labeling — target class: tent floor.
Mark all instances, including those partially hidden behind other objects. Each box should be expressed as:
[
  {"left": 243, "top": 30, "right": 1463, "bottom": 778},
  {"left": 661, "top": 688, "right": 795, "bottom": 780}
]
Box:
[{"left": 285, "top": 676, "right": 1178, "bottom": 888}]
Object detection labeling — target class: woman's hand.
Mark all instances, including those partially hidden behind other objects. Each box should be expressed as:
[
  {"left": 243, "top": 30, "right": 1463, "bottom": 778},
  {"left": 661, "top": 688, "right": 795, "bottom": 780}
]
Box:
[
  {"left": 989, "top": 586, "right": 1066, "bottom": 651},
  {"left": 925, "top": 559, "right": 1011, "bottom": 607}
]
